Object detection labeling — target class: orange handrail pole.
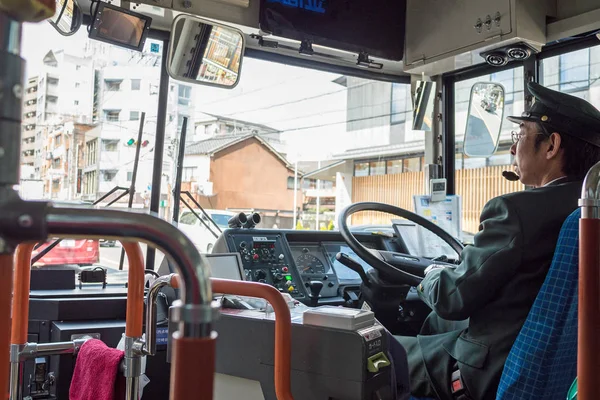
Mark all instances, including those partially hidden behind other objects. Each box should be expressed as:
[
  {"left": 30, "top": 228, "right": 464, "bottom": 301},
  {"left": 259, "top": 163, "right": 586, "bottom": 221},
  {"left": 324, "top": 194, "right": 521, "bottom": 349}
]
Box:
[
  {"left": 170, "top": 334, "right": 217, "bottom": 400},
  {"left": 170, "top": 275, "right": 293, "bottom": 400},
  {"left": 11, "top": 244, "right": 35, "bottom": 346},
  {"left": 0, "top": 253, "right": 15, "bottom": 400},
  {"left": 121, "top": 242, "right": 145, "bottom": 338},
  {"left": 578, "top": 218, "right": 600, "bottom": 400}
]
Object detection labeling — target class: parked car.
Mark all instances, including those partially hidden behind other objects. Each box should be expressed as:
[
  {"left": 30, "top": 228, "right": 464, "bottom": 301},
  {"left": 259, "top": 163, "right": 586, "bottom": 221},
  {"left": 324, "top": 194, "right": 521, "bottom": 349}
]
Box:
[
  {"left": 32, "top": 201, "right": 100, "bottom": 267},
  {"left": 177, "top": 209, "right": 236, "bottom": 253},
  {"left": 480, "top": 97, "right": 497, "bottom": 113},
  {"left": 99, "top": 239, "right": 117, "bottom": 247}
]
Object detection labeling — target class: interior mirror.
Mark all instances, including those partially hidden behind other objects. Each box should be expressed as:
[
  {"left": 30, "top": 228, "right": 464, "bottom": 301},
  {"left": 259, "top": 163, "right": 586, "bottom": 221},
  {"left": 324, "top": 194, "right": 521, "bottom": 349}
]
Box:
[
  {"left": 412, "top": 80, "right": 436, "bottom": 131},
  {"left": 48, "top": 0, "right": 82, "bottom": 36},
  {"left": 464, "top": 82, "right": 505, "bottom": 157},
  {"left": 167, "top": 14, "right": 245, "bottom": 89}
]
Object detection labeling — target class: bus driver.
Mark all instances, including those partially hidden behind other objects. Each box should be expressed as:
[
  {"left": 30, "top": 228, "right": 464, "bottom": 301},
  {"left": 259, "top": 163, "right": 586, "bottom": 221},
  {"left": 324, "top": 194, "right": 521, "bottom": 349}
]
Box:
[{"left": 393, "top": 82, "right": 600, "bottom": 400}]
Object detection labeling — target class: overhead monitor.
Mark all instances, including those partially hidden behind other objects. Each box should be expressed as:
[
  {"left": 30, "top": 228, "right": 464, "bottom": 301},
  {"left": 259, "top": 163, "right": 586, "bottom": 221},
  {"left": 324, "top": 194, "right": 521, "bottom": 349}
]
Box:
[
  {"left": 89, "top": 2, "right": 152, "bottom": 52},
  {"left": 205, "top": 253, "right": 245, "bottom": 281},
  {"left": 259, "top": 0, "right": 406, "bottom": 61}
]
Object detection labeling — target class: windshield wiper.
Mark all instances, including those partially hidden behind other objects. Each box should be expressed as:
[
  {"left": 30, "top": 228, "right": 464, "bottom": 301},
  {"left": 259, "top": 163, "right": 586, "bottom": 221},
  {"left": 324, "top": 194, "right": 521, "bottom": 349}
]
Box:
[{"left": 178, "top": 192, "right": 222, "bottom": 239}]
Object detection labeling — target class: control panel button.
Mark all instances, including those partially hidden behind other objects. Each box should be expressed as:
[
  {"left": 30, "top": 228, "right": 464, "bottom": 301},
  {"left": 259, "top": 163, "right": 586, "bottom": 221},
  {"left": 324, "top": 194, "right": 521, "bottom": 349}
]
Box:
[
  {"left": 278, "top": 254, "right": 285, "bottom": 260},
  {"left": 252, "top": 254, "right": 259, "bottom": 261},
  {"left": 288, "top": 286, "right": 295, "bottom": 292},
  {"left": 255, "top": 270, "right": 267, "bottom": 280},
  {"left": 282, "top": 266, "right": 288, "bottom": 272}
]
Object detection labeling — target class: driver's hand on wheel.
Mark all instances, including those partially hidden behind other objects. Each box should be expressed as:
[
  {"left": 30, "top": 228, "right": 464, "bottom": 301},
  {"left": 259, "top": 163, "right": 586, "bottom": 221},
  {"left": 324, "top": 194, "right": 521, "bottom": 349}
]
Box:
[
  {"left": 424, "top": 263, "right": 449, "bottom": 276},
  {"left": 419, "top": 264, "right": 453, "bottom": 293}
]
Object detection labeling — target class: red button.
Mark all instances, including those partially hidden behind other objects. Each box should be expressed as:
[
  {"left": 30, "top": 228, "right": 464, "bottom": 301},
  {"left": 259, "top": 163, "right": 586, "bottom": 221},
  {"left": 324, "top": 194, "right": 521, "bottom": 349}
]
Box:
[
  {"left": 253, "top": 254, "right": 259, "bottom": 260},
  {"left": 282, "top": 267, "right": 289, "bottom": 272},
  {"left": 452, "top": 380, "right": 463, "bottom": 392}
]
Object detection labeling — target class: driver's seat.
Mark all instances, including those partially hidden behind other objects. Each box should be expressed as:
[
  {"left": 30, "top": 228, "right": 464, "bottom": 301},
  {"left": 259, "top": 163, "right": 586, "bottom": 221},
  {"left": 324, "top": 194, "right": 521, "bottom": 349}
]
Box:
[
  {"left": 496, "top": 208, "right": 580, "bottom": 399},
  {"left": 409, "top": 208, "right": 580, "bottom": 400}
]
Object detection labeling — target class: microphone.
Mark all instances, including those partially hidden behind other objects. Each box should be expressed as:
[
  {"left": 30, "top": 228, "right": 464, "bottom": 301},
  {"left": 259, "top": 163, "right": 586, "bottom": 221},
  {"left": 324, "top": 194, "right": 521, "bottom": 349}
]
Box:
[{"left": 502, "top": 171, "right": 520, "bottom": 181}]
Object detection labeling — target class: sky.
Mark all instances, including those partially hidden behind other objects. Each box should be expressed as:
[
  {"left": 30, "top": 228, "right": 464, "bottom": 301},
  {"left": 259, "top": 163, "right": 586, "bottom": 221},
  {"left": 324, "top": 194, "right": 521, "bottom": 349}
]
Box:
[
  {"left": 21, "top": 21, "right": 90, "bottom": 79},
  {"left": 18, "top": 21, "right": 366, "bottom": 162}
]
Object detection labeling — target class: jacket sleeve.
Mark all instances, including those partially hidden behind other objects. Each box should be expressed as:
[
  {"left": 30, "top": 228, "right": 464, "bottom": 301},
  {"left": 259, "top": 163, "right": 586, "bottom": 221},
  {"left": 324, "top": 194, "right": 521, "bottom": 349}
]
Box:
[{"left": 417, "top": 196, "right": 524, "bottom": 320}]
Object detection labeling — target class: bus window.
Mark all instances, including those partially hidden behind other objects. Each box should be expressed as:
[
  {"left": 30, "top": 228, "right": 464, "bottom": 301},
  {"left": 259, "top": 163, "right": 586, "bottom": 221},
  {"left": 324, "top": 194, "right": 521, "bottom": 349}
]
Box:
[
  {"left": 454, "top": 67, "right": 526, "bottom": 235},
  {"left": 540, "top": 46, "right": 600, "bottom": 108},
  {"left": 20, "top": 21, "right": 164, "bottom": 283},
  {"left": 21, "top": 18, "right": 432, "bottom": 273}
]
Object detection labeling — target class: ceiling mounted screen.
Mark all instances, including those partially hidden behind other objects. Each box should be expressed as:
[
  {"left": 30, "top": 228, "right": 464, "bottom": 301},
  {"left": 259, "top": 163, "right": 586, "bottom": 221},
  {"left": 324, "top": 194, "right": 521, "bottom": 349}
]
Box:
[{"left": 259, "top": 0, "right": 406, "bottom": 61}]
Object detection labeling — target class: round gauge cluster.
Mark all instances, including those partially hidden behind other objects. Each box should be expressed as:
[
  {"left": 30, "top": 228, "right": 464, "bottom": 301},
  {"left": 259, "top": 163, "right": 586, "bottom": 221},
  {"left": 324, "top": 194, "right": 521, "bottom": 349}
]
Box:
[{"left": 295, "top": 249, "right": 326, "bottom": 274}]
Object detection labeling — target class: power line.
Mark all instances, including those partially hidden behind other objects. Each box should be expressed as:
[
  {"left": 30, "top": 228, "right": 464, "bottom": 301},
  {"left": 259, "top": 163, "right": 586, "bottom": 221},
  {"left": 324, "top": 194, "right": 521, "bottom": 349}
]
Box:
[{"left": 194, "top": 79, "right": 375, "bottom": 119}]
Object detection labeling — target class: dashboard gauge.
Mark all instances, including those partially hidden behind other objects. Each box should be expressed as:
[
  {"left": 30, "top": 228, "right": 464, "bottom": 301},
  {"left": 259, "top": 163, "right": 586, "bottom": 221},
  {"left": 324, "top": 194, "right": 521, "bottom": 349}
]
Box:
[{"left": 296, "top": 253, "right": 326, "bottom": 274}]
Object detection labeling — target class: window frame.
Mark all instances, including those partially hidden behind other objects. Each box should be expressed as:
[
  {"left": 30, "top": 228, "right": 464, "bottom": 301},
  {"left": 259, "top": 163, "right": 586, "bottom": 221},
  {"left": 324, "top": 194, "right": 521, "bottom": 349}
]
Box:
[{"left": 441, "top": 35, "right": 600, "bottom": 194}]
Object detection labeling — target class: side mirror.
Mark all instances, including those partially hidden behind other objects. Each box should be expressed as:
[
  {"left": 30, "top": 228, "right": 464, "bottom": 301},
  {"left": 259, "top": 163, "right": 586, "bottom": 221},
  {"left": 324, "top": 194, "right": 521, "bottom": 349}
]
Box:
[
  {"left": 463, "top": 82, "right": 505, "bottom": 157},
  {"left": 48, "top": 0, "right": 83, "bottom": 36},
  {"left": 167, "top": 14, "right": 245, "bottom": 89}
]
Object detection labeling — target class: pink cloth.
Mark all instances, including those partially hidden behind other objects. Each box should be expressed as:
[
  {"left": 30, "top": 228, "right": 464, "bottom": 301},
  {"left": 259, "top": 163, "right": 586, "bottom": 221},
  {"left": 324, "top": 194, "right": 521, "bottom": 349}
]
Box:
[{"left": 69, "top": 339, "right": 124, "bottom": 400}]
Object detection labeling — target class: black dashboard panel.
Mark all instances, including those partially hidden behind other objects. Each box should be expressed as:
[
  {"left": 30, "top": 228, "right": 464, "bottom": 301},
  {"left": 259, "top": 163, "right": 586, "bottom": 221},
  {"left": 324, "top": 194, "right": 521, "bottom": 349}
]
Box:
[
  {"left": 214, "top": 228, "right": 400, "bottom": 304},
  {"left": 224, "top": 232, "right": 305, "bottom": 299}
]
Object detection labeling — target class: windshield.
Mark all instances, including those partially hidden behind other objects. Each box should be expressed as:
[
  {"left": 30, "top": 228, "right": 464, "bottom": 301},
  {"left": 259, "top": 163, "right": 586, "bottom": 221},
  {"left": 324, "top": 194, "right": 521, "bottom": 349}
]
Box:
[
  {"left": 211, "top": 213, "right": 232, "bottom": 228},
  {"left": 20, "top": 14, "right": 600, "bottom": 284}
]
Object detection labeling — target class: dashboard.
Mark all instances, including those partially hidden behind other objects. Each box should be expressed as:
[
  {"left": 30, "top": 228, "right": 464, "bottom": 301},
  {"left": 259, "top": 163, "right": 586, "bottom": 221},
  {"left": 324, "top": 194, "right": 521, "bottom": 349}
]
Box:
[{"left": 213, "top": 229, "right": 404, "bottom": 305}]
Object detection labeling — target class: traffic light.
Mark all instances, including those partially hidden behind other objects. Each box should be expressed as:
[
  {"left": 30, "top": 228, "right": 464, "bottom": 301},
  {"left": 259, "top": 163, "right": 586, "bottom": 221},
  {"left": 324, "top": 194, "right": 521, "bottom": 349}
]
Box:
[{"left": 125, "top": 139, "right": 150, "bottom": 147}]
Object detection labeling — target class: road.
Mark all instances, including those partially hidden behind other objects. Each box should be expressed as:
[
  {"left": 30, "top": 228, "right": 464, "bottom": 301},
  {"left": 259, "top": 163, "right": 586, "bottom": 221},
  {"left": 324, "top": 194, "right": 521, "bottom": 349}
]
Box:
[
  {"left": 473, "top": 100, "right": 502, "bottom": 135},
  {"left": 465, "top": 97, "right": 502, "bottom": 155},
  {"left": 98, "top": 243, "right": 164, "bottom": 271}
]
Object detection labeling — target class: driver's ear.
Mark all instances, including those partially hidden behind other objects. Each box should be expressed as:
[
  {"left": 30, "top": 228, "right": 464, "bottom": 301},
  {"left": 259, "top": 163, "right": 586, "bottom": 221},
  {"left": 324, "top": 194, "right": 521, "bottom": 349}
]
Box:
[{"left": 546, "top": 132, "right": 562, "bottom": 160}]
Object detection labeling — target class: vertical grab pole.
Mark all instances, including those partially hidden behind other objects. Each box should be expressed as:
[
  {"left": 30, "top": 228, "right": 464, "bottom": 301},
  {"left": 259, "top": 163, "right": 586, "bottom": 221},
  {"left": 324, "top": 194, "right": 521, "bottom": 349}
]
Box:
[
  {"left": 578, "top": 161, "right": 600, "bottom": 400},
  {"left": 121, "top": 242, "right": 145, "bottom": 400},
  {"left": 0, "top": 6, "right": 35, "bottom": 400},
  {"left": 0, "top": 254, "right": 14, "bottom": 400},
  {"left": 10, "top": 243, "right": 35, "bottom": 400}
]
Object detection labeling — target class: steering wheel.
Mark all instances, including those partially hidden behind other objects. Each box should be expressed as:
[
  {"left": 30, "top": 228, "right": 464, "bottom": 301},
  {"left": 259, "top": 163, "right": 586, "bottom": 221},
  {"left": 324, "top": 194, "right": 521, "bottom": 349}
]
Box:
[{"left": 338, "top": 202, "right": 464, "bottom": 287}]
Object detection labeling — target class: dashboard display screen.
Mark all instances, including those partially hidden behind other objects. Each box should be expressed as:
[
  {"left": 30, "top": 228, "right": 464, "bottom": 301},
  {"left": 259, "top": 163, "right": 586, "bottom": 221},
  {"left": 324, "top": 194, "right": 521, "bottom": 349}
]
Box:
[
  {"left": 323, "top": 243, "right": 372, "bottom": 281},
  {"left": 89, "top": 3, "right": 151, "bottom": 52}
]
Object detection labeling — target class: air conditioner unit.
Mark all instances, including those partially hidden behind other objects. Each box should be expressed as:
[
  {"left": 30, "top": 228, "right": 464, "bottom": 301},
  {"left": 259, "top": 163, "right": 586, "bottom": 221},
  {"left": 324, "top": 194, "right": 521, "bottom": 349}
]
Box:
[
  {"left": 191, "top": 181, "right": 214, "bottom": 196},
  {"left": 403, "top": 0, "right": 556, "bottom": 75}
]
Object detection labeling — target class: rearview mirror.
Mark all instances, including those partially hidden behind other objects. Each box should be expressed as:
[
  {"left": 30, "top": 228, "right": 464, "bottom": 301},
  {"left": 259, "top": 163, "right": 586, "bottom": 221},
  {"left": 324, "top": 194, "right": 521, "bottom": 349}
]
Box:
[
  {"left": 464, "top": 82, "right": 505, "bottom": 157},
  {"left": 48, "top": 0, "right": 83, "bottom": 36},
  {"left": 167, "top": 14, "right": 245, "bottom": 89},
  {"left": 412, "top": 80, "right": 436, "bottom": 131}
]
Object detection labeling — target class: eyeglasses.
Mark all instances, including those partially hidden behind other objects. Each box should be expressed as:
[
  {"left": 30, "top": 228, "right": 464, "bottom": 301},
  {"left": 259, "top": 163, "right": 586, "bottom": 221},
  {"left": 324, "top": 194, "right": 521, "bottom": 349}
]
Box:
[{"left": 511, "top": 131, "right": 548, "bottom": 144}]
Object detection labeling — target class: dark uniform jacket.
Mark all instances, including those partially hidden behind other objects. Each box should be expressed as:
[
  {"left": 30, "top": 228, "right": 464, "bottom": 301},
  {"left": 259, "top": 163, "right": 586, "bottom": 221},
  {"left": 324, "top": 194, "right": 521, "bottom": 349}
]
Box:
[{"left": 417, "top": 178, "right": 582, "bottom": 399}]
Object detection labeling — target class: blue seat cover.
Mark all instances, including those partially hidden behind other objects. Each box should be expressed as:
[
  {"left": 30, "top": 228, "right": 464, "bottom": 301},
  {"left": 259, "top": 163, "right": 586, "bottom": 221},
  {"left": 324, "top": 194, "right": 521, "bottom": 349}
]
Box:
[{"left": 496, "top": 208, "right": 580, "bottom": 399}]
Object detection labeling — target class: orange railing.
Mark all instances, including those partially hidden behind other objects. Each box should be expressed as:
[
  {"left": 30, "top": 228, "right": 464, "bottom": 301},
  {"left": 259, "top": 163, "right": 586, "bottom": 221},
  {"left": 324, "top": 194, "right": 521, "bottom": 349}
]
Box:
[
  {"left": 0, "top": 253, "right": 15, "bottom": 400},
  {"left": 170, "top": 275, "right": 293, "bottom": 400},
  {"left": 10, "top": 241, "right": 146, "bottom": 400},
  {"left": 578, "top": 161, "right": 600, "bottom": 400}
]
